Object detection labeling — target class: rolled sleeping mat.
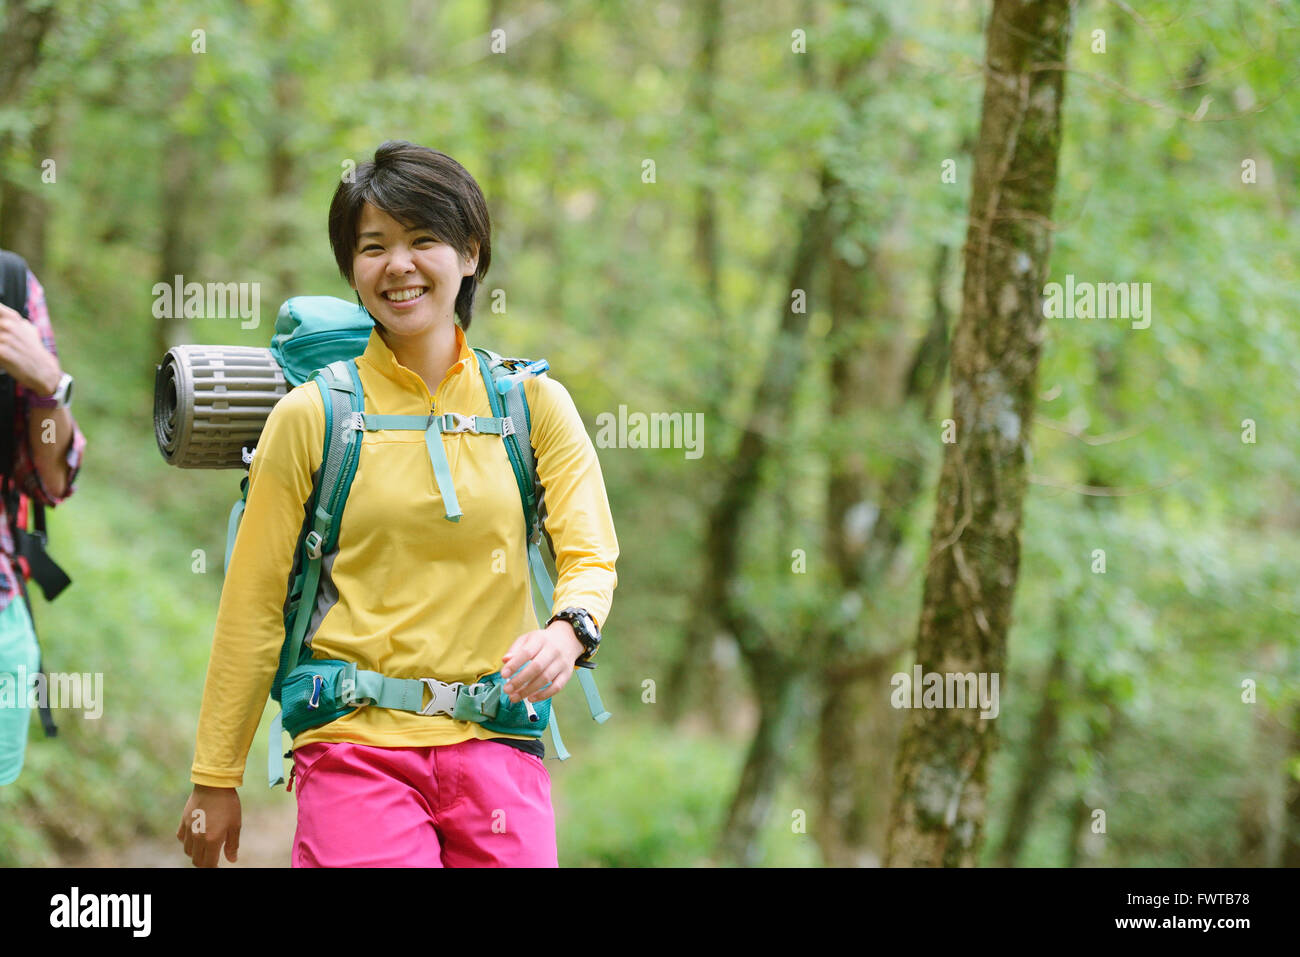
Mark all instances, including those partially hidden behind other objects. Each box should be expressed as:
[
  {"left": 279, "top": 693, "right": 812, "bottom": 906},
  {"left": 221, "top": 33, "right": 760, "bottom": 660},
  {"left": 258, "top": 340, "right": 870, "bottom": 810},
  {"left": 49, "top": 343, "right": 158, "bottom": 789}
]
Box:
[{"left": 154, "top": 345, "right": 287, "bottom": 469}]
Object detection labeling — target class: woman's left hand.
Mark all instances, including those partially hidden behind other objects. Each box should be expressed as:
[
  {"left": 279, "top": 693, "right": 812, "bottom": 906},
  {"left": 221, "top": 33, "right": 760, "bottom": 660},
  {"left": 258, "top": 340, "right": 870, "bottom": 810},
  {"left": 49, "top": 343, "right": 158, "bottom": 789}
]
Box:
[
  {"left": 501, "top": 621, "right": 585, "bottom": 704},
  {"left": 0, "top": 303, "right": 59, "bottom": 394}
]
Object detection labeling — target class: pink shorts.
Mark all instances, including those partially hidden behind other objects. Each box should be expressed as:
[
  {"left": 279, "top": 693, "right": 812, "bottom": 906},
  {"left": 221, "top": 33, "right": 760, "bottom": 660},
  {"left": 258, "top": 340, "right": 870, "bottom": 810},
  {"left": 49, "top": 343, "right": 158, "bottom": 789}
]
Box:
[{"left": 290, "top": 738, "right": 557, "bottom": 867}]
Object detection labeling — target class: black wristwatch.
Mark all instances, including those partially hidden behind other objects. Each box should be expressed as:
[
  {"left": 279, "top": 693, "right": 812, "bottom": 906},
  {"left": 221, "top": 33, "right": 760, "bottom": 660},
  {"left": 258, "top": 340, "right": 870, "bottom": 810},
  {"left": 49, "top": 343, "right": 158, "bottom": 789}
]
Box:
[{"left": 548, "top": 607, "right": 601, "bottom": 669}]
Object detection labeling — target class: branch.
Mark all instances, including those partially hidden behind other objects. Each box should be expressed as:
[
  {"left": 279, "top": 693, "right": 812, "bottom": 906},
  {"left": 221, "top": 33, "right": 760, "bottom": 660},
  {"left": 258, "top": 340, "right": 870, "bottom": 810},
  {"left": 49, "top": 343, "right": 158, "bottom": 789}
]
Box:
[
  {"left": 1027, "top": 469, "right": 1192, "bottom": 496},
  {"left": 1033, "top": 416, "right": 1149, "bottom": 446},
  {"left": 1023, "top": 60, "right": 1299, "bottom": 123}
]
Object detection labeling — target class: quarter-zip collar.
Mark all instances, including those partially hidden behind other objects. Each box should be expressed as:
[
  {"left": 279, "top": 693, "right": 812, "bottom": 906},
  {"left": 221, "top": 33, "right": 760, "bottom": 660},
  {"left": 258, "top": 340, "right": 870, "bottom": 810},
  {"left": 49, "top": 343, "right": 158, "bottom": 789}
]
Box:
[{"left": 356, "top": 322, "right": 474, "bottom": 405}]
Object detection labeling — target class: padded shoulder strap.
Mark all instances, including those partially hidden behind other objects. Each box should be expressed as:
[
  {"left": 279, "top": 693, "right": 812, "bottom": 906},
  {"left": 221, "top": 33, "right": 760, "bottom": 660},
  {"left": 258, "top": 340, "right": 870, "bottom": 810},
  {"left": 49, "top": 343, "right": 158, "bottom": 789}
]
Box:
[
  {"left": 274, "top": 359, "right": 364, "bottom": 696},
  {"left": 473, "top": 348, "right": 544, "bottom": 541},
  {"left": 314, "top": 359, "right": 365, "bottom": 553}
]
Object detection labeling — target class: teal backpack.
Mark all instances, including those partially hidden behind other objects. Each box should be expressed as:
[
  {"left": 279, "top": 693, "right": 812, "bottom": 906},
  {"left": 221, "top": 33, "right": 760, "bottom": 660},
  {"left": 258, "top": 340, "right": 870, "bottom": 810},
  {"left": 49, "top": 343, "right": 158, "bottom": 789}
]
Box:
[{"left": 224, "top": 296, "right": 610, "bottom": 788}]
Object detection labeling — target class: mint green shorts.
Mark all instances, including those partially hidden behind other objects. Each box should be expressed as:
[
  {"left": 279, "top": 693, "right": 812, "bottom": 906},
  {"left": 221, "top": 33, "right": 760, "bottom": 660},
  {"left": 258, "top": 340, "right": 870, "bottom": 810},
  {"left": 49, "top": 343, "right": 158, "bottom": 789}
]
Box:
[{"left": 0, "top": 597, "right": 39, "bottom": 786}]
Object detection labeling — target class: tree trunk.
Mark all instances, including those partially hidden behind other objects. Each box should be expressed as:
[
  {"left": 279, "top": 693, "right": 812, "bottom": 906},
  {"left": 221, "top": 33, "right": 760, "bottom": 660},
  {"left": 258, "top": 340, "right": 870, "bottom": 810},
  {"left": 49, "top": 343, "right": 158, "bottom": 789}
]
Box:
[
  {"left": 707, "top": 173, "right": 834, "bottom": 864},
  {"left": 994, "top": 602, "right": 1069, "bottom": 866},
  {"left": 0, "top": 115, "right": 52, "bottom": 276},
  {"left": 152, "top": 58, "right": 199, "bottom": 364},
  {"left": 665, "top": 10, "right": 835, "bottom": 722},
  {"left": 265, "top": 0, "right": 301, "bottom": 308},
  {"left": 812, "top": 241, "right": 951, "bottom": 866},
  {"left": 1064, "top": 707, "right": 1121, "bottom": 867},
  {"left": 885, "top": 0, "right": 1074, "bottom": 868},
  {"left": 717, "top": 652, "right": 807, "bottom": 867},
  {"left": 0, "top": 0, "right": 56, "bottom": 272},
  {"left": 1279, "top": 706, "right": 1300, "bottom": 867},
  {"left": 484, "top": 0, "right": 510, "bottom": 265},
  {"left": 690, "top": 0, "right": 722, "bottom": 323}
]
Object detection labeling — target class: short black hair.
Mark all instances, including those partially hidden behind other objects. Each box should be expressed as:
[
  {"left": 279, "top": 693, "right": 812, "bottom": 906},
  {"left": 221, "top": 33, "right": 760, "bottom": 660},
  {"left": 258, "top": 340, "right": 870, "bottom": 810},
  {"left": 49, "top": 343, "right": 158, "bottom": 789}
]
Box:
[{"left": 328, "top": 141, "right": 492, "bottom": 330}]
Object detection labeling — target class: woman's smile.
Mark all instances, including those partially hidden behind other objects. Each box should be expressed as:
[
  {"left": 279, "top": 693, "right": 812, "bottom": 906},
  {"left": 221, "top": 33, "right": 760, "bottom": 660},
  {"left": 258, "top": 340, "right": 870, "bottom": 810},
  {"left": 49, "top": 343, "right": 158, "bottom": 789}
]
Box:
[{"left": 381, "top": 285, "right": 429, "bottom": 307}]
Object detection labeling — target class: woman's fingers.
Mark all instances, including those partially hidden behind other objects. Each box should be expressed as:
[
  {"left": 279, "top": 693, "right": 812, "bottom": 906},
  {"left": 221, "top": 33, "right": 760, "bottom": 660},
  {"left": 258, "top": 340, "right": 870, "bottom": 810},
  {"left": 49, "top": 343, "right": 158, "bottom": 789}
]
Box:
[
  {"left": 503, "top": 629, "right": 577, "bottom": 702},
  {"left": 514, "top": 655, "right": 568, "bottom": 703}
]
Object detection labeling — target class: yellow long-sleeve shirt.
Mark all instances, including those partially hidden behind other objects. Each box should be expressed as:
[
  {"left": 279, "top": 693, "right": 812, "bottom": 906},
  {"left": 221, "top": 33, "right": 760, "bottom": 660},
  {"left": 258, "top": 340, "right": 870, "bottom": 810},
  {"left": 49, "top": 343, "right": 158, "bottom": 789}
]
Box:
[{"left": 190, "top": 322, "right": 619, "bottom": 787}]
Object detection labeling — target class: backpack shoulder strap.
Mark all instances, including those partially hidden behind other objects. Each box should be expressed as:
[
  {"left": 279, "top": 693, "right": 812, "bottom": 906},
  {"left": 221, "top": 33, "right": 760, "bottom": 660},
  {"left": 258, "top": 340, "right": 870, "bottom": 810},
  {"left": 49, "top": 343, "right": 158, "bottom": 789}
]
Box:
[
  {"left": 472, "top": 348, "right": 545, "bottom": 538},
  {"left": 471, "top": 348, "right": 610, "bottom": 729},
  {"left": 266, "top": 358, "right": 365, "bottom": 787},
  {"left": 276, "top": 358, "right": 363, "bottom": 689}
]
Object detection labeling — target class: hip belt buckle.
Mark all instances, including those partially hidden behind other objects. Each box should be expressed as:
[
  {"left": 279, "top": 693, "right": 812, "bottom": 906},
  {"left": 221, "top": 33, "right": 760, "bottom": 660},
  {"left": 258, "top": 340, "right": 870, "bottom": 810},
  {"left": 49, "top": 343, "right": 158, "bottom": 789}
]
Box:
[{"left": 420, "top": 678, "right": 463, "bottom": 716}]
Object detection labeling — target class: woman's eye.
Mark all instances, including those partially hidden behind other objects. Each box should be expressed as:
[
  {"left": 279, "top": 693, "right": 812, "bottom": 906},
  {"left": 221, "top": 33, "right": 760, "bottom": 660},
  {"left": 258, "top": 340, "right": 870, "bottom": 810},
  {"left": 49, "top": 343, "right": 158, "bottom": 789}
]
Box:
[
  {"left": 416, "top": 236, "right": 437, "bottom": 245},
  {"left": 361, "top": 244, "right": 382, "bottom": 252}
]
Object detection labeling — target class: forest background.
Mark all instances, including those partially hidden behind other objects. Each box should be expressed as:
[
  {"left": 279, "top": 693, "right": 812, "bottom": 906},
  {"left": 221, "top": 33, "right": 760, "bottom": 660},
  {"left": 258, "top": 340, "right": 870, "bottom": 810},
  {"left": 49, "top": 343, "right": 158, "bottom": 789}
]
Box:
[{"left": 0, "top": 0, "right": 1297, "bottom": 867}]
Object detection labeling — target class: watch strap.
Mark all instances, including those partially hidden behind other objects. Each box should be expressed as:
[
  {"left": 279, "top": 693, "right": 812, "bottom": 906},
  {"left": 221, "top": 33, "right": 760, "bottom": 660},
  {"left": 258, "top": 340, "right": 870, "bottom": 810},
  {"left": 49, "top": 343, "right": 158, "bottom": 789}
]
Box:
[
  {"left": 549, "top": 607, "right": 600, "bottom": 664},
  {"left": 30, "top": 372, "right": 71, "bottom": 409}
]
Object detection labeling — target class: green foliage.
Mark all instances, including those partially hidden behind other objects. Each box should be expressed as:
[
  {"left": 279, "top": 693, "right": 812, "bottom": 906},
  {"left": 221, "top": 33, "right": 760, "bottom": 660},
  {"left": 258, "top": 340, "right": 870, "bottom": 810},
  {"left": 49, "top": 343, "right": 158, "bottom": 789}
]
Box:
[{"left": 0, "top": 0, "right": 1295, "bottom": 867}]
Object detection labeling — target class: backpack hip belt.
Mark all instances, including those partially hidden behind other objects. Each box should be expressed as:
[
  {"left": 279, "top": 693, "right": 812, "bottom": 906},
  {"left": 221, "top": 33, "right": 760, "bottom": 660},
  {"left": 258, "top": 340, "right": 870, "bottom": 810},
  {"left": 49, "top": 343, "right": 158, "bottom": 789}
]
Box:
[{"left": 277, "top": 659, "right": 554, "bottom": 740}]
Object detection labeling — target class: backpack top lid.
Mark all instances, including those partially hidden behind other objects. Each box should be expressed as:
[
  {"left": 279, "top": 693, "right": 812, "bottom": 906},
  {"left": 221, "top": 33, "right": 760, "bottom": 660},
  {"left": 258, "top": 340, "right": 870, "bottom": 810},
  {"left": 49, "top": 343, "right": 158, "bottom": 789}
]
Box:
[{"left": 270, "top": 296, "right": 375, "bottom": 387}]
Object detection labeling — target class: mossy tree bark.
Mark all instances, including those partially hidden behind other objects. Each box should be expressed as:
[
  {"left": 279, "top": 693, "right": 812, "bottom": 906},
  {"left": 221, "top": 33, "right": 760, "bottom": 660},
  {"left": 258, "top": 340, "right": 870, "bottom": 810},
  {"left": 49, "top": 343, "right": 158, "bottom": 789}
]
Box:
[{"left": 885, "top": 0, "right": 1075, "bottom": 868}]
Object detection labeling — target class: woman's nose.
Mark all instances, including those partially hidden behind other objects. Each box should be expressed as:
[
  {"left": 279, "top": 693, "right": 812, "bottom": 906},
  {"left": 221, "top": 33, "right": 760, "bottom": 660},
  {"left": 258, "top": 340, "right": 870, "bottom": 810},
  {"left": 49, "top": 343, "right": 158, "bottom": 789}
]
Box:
[{"left": 386, "top": 248, "right": 415, "bottom": 274}]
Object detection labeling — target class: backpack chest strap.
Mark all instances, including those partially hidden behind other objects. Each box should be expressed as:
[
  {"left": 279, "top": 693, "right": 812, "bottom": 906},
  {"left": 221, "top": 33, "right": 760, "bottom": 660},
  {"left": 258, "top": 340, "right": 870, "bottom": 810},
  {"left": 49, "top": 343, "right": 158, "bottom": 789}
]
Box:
[
  {"left": 349, "top": 411, "right": 514, "bottom": 522},
  {"left": 353, "top": 411, "right": 513, "bottom": 436}
]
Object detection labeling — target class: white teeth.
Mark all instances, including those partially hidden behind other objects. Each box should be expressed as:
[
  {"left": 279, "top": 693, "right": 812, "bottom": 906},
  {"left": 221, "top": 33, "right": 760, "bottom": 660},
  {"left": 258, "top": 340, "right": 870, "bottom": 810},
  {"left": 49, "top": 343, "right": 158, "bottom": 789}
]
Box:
[{"left": 384, "top": 287, "right": 427, "bottom": 302}]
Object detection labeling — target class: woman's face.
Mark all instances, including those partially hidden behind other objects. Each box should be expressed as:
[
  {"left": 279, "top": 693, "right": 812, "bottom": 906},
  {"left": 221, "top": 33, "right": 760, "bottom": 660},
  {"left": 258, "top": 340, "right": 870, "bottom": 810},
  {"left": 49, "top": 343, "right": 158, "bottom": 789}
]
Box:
[{"left": 350, "top": 202, "right": 477, "bottom": 341}]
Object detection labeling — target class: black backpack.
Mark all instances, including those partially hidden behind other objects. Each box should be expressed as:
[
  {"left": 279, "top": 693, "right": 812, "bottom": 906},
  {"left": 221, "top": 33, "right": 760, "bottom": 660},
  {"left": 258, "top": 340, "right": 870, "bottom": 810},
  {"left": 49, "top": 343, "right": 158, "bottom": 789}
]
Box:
[{"left": 0, "top": 250, "right": 71, "bottom": 738}]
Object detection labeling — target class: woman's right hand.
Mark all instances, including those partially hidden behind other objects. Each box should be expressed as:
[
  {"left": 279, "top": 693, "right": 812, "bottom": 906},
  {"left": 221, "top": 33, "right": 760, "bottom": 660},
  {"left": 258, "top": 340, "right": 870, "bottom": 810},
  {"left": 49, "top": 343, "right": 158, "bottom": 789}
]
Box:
[{"left": 177, "top": 784, "right": 241, "bottom": 867}]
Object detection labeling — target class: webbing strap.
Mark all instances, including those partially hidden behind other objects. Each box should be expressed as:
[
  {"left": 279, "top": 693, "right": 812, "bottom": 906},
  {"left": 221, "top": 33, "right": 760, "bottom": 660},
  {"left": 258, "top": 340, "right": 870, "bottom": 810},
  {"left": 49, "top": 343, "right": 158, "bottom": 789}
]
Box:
[
  {"left": 359, "top": 413, "right": 428, "bottom": 430},
  {"left": 549, "top": 706, "right": 569, "bottom": 761},
  {"left": 353, "top": 669, "right": 426, "bottom": 712},
  {"left": 224, "top": 498, "right": 244, "bottom": 575},
  {"left": 425, "top": 425, "right": 461, "bottom": 522},
  {"left": 357, "top": 412, "right": 510, "bottom": 435},
  {"left": 528, "top": 539, "right": 611, "bottom": 724},
  {"left": 267, "top": 711, "right": 284, "bottom": 787}
]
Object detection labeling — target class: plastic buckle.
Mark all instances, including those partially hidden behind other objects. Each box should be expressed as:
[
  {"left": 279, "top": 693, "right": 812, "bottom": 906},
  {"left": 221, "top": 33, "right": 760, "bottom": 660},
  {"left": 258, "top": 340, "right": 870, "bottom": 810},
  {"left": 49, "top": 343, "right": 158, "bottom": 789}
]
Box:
[
  {"left": 349, "top": 412, "right": 366, "bottom": 431},
  {"left": 420, "top": 678, "right": 463, "bottom": 716},
  {"left": 304, "top": 530, "right": 324, "bottom": 560},
  {"left": 441, "top": 412, "right": 474, "bottom": 434}
]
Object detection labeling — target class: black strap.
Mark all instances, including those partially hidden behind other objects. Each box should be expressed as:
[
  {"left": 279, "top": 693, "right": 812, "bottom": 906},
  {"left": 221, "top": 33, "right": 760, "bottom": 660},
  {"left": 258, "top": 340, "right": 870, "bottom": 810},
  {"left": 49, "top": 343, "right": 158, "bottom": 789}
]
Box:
[
  {"left": 14, "top": 567, "right": 56, "bottom": 738},
  {"left": 15, "top": 519, "right": 70, "bottom": 601}
]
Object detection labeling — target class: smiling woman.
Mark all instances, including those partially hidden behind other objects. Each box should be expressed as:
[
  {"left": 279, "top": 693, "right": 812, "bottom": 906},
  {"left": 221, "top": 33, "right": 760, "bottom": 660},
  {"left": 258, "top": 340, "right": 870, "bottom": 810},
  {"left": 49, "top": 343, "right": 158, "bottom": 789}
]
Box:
[
  {"left": 328, "top": 141, "right": 492, "bottom": 328},
  {"left": 327, "top": 142, "right": 494, "bottom": 394},
  {"left": 179, "top": 140, "right": 620, "bottom": 869}
]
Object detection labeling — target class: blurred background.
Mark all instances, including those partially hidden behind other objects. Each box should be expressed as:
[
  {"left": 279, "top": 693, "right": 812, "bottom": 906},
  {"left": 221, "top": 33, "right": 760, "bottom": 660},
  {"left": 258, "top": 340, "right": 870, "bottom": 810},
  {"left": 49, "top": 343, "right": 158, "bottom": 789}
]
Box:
[{"left": 0, "top": 0, "right": 1297, "bottom": 867}]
